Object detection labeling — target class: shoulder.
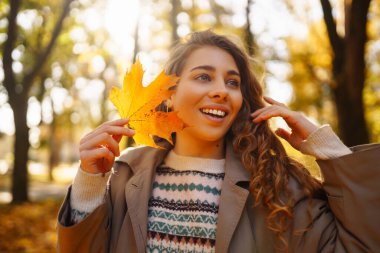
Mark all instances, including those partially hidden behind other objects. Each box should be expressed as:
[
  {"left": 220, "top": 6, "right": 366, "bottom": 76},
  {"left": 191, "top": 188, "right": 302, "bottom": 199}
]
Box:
[
  {"left": 349, "top": 143, "right": 380, "bottom": 153},
  {"left": 287, "top": 175, "right": 326, "bottom": 205}
]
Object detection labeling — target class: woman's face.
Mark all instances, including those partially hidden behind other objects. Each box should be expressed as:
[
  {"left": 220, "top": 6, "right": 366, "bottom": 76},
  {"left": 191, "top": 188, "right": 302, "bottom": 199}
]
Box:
[{"left": 171, "top": 46, "right": 243, "bottom": 144}]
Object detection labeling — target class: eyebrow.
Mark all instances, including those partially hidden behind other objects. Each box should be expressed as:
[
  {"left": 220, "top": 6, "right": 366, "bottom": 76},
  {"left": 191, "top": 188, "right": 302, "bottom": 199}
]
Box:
[{"left": 190, "top": 65, "right": 240, "bottom": 77}]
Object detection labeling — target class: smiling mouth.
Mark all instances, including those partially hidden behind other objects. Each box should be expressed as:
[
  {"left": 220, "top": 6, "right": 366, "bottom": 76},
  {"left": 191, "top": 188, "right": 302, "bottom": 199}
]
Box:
[{"left": 200, "top": 108, "right": 228, "bottom": 118}]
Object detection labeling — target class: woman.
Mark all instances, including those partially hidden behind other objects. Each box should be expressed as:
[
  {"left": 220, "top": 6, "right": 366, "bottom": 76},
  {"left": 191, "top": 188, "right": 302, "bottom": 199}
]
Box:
[{"left": 57, "top": 30, "right": 380, "bottom": 253}]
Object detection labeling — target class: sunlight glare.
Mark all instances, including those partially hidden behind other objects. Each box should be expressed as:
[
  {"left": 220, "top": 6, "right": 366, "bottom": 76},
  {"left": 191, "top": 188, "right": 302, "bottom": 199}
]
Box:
[
  {"left": 91, "top": 55, "right": 106, "bottom": 74},
  {"left": 104, "top": 0, "right": 140, "bottom": 58},
  {"left": 50, "top": 87, "right": 69, "bottom": 114},
  {"left": 17, "top": 10, "right": 38, "bottom": 31},
  {"left": 265, "top": 77, "right": 293, "bottom": 104},
  {"left": 78, "top": 79, "right": 105, "bottom": 102},
  {"left": 29, "top": 126, "right": 41, "bottom": 148},
  {"left": 27, "top": 97, "right": 41, "bottom": 127},
  {"left": 0, "top": 104, "right": 14, "bottom": 135},
  {"left": 12, "top": 61, "right": 23, "bottom": 74},
  {"left": 42, "top": 97, "right": 53, "bottom": 124},
  {"left": 83, "top": 8, "right": 102, "bottom": 31}
]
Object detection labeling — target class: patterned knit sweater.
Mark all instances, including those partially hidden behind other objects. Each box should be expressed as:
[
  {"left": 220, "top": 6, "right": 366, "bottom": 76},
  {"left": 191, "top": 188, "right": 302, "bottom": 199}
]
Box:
[
  {"left": 146, "top": 151, "right": 225, "bottom": 253},
  {"left": 69, "top": 125, "right": 353, "bottom": 251}
]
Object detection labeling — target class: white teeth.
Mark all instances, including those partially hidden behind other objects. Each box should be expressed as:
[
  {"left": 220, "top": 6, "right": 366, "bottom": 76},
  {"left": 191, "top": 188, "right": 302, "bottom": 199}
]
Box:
[{"left": 201, "top": 108, "right": 226, "bottom": 117}]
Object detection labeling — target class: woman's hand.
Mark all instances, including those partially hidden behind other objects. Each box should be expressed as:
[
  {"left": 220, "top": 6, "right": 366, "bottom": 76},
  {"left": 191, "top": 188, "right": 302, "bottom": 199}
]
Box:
[
  {"left": 79, "top": 118, "right": 135, "bottom": 174},
  {"left": 251, "top": 97, "right": 318, "bottom": 150}
]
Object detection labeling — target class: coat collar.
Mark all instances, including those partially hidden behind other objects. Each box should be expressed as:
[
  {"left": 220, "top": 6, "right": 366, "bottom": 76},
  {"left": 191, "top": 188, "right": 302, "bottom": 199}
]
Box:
[
  {"left": 215, "top": 143, "right": 252, "bottom": 253},
  {"left": 117, "top": 143, "right": 251, "bottom": 184},
  {"left": 117, "top": 143, "right": 252, "bottom": 253},
  {"left": 117, "top": 146, "right": 169, "bottom": 253},
  {"left": 224, "top": 143, "right": 251, "bottom": 183}
]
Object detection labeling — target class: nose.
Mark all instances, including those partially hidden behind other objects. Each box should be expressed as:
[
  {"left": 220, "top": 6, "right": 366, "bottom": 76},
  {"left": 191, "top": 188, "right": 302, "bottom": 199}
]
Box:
[{"left": 208, "top": 79, "right": 228, "bottom": 101}]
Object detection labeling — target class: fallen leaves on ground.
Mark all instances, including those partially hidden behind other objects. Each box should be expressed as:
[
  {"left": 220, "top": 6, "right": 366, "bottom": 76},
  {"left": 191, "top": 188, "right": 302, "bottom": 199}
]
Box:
[
  {"left": 0, "top": 199, "right": 62, "bottom": 253},
  {"left": 110, "top": 59, "right": 184, "bottom": 148}
]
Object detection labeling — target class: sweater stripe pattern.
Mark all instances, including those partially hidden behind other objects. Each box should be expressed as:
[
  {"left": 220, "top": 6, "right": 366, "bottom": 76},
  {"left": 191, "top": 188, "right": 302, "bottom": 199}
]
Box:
[{"left": 146, "top": 151, "right": 225, "bottom": 253}]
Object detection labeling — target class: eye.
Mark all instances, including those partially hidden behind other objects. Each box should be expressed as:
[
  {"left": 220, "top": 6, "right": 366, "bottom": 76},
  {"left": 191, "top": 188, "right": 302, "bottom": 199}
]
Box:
[
  {"left": 226, "top": 79, "right": 240, "bottom": 87},
  {"left": 196, "top": 74, "right": 211, "bottom": 82}
]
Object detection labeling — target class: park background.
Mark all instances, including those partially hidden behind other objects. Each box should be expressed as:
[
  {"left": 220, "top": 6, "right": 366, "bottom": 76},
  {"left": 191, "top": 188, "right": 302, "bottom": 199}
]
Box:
[{"left": 0, "top": 0, "right": 379, "bottom": 251}]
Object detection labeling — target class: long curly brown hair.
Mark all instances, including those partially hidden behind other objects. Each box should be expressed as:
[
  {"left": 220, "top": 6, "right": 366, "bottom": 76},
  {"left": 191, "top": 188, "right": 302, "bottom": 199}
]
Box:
[{"left": 165, "top": 30, "right": 322, "bottom": 251}]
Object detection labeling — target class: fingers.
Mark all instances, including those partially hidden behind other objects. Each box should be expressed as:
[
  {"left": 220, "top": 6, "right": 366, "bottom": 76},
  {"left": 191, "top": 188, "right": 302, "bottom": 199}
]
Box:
[
  {"left": 275, "top": 128, "right": 291, "bottom": 141},
  {"left": 81, "top": 120, "right": 135, "bottom": 155},
  {"left": 251, "top": 105, "right": 293, "bottom": 123},
  {"left": 91, "top": 125, "right": 135, "bottom": 141},
  {"left": 251, "top": 97, "right": 319, "bottom": 143},
  {"left": 81, "top": 118, "right": 134, "bottom": 144},
  {"left": 263, "top": 96, "right": 286, "bottom": 107},
  {"left": 80, "top": 147, "right": 115, "bottom": 173},
  {"left": 79, "top": 118, "right": 135, "bottom": 174},
  {"left": 80, "top": 132, "right": 121, "bottom": 157},
  {"left": 80, "top": 147, "right": 115, "bottom": 165}
]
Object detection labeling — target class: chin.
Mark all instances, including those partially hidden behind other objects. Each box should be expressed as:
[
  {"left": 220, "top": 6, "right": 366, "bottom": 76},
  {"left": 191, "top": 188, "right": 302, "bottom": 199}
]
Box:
[{"left": 196, "top": 130, "right": 228, "bottom": 142}]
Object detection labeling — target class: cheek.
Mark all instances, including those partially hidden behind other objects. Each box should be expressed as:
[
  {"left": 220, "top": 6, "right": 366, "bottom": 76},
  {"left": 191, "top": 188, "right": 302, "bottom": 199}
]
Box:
[
  {"left": 230, "top": 94, "right": 244, "bottom": 122},
  {"left": 171, "top": 91, "right": 191, "bottom": 112},
  {"left": 233, "top": 92, "right": 244, "bottom": 112}
]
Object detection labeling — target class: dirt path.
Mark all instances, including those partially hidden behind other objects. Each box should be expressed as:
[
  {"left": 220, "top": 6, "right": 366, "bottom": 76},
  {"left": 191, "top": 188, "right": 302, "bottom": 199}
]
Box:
[{"left": 0, "top": 164, "right": 76, "bottom": 204}]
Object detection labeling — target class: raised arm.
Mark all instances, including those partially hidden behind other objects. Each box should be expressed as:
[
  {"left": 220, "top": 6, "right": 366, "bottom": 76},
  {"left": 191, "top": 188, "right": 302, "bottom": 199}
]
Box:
[
  {"left": 252, "top": 97, "right": 380, "bottom": 251},
  {"left": 57, "top": 118, "right": 134, "bottom": 252}
]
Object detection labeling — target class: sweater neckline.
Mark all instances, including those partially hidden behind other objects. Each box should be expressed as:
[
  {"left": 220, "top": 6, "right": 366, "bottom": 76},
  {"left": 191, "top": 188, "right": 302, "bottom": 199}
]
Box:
[{"left": 162, "top": 150, "right": 225, "bottom": 174}]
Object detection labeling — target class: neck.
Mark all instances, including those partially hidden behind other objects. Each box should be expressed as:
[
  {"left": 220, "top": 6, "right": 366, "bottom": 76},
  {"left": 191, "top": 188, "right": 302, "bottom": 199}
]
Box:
[{"left": 174, "top": 134, "right": 225, "bottom": 159}]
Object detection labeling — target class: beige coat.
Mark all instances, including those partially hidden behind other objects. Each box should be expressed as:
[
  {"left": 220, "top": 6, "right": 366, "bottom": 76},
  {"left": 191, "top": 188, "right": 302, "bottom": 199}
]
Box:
[{"left": 57, "top": 143, "right": 380, "bottom": 253}]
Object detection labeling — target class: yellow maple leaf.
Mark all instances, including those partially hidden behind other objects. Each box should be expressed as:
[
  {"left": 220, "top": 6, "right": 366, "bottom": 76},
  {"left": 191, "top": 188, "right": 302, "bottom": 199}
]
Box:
[{"left": 109, "top": 59, "right": 184, "bottom": 148}]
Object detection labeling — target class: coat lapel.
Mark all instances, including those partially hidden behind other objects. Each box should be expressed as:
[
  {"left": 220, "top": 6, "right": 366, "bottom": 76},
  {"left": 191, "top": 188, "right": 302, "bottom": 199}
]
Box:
[
  {"left": 122, "top": 147, "right": 169, "bottom": 253},
  {"left": 215, "top": 144, "right": 253, "bottom": 253},
  {"left": 119, "top": 144, "right": 258, "bottom": 253}
]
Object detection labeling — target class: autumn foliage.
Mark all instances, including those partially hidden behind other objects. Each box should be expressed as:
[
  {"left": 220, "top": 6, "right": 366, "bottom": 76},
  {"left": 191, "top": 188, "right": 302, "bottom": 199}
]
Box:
[
  {"left": 0, "top": 199, "right": 62, "bottom": 253},
  {"left": 110, "top": 59, "right": 184, "bottom": 148}
]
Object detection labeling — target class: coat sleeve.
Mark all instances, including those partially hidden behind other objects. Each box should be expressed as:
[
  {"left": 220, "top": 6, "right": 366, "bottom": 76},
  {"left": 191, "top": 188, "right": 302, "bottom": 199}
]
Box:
[
  {"left": 56, "top": 185, "right": 111, "bottom": 253},
  {"left": 56, "top": 160, "right": 134, "bottom": 253},
  {"left": 289, "top": 143, "right": 380, "bottom": 253}
]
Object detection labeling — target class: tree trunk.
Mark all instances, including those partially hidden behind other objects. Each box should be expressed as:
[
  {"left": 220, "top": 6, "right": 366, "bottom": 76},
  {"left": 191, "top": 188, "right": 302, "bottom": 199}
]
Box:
[
  {"left": 333, "top": 77, "right": 369, "bottom": 146},
  {"left": 132, "top": 20, "right": 140, "bottom": 63},
  {"left": 170, "top": 0, "right": 180, "bottom": 44},
  {"left": 2, "top": 0, "right": 74, "bottom": 203},
  {"left": 245, "top": 0, "right": 255, "bottom": 56},
  {"left": 10, "top": 94, "right": 30, "bottom": 203},
  {"left": 321, "top": 0, "right": 371, "bottom": 145}
]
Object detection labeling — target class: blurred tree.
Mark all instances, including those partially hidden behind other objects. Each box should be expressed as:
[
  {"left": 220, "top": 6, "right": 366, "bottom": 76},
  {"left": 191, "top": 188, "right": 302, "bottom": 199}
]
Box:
[
  {"left": 320, "top": 0, "right": 372, "bottom": 145},
  {"left": 149, "top": 0, "right": 237, "bottom": 50},
  {"left": 1, "top": 0, "right": 74, "bottom": 203},
  {"left": 170, "top": 0, "right": 180, "bottom": 44},
  {"left": 365, "top": 2, "right": 380, "bottom": 142},
  {"left": 286, "top": 0, "right": 380, "bottom": 144},
  {"left": 133, "top": 20, "right": 141, "bottom": 62},
  {"left": 34, "top": 17, "right": 77, "bottom": 182},
  {"left": 245, "top": 0, "right": 255, "bottom": 56},
  {"left": 286, "top": 21, "right": 336, "bottom": 127}
]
